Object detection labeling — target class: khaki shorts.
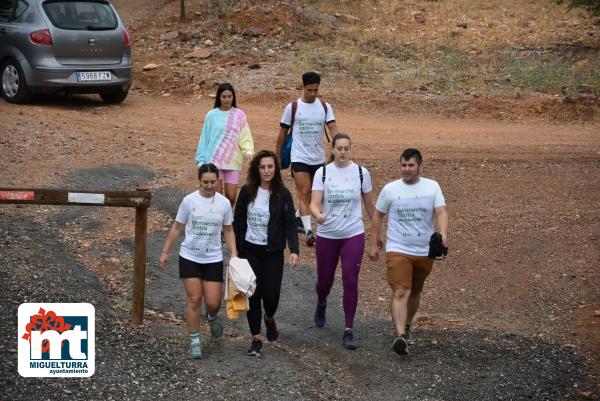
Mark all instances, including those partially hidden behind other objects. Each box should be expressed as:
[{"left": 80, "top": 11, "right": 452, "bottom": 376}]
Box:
[{"left": 386, "top": 252, "right": 434, "bottom": 292}]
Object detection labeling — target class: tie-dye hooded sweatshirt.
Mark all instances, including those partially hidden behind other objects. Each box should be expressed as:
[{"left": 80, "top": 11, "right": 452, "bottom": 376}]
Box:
[{"left": 195, "top": 107, "right": 254, "bottom": 170}]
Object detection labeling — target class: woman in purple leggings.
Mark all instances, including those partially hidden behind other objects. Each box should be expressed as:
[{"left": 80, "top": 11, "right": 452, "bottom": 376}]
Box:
[{"left": 309, "top": 133, "right": 376, "bottom": 349}]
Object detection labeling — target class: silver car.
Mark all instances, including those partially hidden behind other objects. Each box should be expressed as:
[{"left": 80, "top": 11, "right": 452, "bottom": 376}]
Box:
[{"left": 0, "top": 0, "right": 131, "bottom": 104}]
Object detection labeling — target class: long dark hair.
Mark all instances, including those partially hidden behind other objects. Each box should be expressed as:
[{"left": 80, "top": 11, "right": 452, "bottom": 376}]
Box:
[
  {"left": 198, "top": 163, "right": 219, "bottom": 180},
  {"left": 328, "top": 132, "right": 352, "bottom": 163},
  {"left": 246, "top": 150, "right": 283, "bottom": 202},
  {"left": 214, "top": 83, "right": 237, "bottom": 109}
]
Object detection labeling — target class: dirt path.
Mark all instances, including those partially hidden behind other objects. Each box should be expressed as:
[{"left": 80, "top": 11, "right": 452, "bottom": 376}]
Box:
[
  {"left": 3, "top": 91, "right": 598, "bottom": 182},
  {"left": 1, "top": 92, "right": 599, "bottom": 399},
  {"left": 0, "top": 212, "right": 590, "bottom": 401}
]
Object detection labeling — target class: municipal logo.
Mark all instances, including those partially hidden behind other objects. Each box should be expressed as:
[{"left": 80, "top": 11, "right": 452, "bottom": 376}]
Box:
[{"left": 18, "top": 303, "right": 95, "bottom": 377}]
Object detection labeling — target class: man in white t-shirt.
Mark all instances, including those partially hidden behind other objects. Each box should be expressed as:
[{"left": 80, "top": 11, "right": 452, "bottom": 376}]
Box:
[
  {"left": 368, "top": 148, "right": 449, "bottom": 356},
  {"left": 275, "top": 71, "right": 338, "bottom": 246}
]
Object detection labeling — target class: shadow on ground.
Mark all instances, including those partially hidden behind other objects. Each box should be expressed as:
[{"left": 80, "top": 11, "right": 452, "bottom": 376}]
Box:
[{"left": 46, "top": 164, "right": 156, "bottom": 230}]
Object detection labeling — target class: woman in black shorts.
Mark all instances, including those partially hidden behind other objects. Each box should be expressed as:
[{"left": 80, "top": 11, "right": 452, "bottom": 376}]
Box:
[{"left": 160, "top": 163, "right": 238, "bottom": 359}]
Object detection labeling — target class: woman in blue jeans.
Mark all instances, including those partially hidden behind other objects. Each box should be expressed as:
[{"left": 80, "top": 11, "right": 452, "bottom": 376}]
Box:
[
  {"left": 233, "top": 150, "right": 299, "bottom": 356},
  {"left": 309, "top": 133, "right": 377, "bottom": 350}
]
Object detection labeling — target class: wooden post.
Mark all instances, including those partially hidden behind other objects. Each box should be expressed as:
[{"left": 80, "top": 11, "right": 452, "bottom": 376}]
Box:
[
  {"left": 1, "top": 187, "right": 152, "bottom": 325},
  {"left": 132, "top": 204, "right": 148, "bottom": 326}
]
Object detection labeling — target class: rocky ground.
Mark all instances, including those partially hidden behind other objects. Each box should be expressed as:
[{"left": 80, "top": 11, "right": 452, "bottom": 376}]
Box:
[
  {"left": 1, "top": 0, "right": 600, "bottom": 399},
  {"left": 114, "top": 0, "right": 600, "bottom": 121},
  {"left": 0, "top": 210, "right": 593, "bottom": 401},
  {"left": 1, "top": 91, "right": 599, "bottom": 400}
]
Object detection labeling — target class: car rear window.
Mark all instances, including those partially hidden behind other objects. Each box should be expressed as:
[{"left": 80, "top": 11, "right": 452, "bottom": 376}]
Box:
[
  {"left": 14, "top": 0, "right": 28, "bottom": 19},
  {"left": 43, "top": 1, "right": 118, "bottom": 30},
  {"left": 0, "top": 0, "right": 16, "bottom": 23}
]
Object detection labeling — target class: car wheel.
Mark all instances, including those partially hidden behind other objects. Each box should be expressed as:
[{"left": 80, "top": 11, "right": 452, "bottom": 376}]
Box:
[
  {"left": 100, "top": 89, "right": 128, "bottom": 104},
  {"left": 1, "top": 59, "right": 32, "bottom": 104}
]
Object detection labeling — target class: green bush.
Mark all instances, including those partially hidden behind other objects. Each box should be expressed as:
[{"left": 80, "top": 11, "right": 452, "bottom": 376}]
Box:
[
  {"left": 505, "top": 57, "right": 600, "bottom": 95},
  {"left": 554, "top": 0, "right": 600, "bottom": 17}
]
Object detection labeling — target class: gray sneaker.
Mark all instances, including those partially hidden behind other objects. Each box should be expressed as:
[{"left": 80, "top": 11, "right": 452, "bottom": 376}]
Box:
[
  {"left": 403, "top": 329, "right": 415, "bottom": 345},
  {"left": 189, "top": 342, "right": 202, "bottom": 359},
  {"left": 208, "top": 316, "right": 223, "bottom": 339}
]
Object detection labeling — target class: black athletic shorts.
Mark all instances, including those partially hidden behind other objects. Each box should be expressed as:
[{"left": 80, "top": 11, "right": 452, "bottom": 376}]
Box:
[
  {"left": 291, "top": 162, "right": 322, "bottom": 178},
  {"left": 179, "top": 256, "right": 224, "bottom": 282}
]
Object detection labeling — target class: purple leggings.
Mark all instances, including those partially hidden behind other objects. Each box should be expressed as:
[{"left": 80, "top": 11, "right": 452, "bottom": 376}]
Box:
[{"left": 315, "top": 233, "right": 365, "bottom": 329}]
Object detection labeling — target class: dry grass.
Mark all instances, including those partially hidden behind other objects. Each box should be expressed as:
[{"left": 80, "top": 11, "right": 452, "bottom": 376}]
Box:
[
  {"left": 309, "top": 0, "right": 596, "bottom": 50},
  {"left": 127, "top": 0, "right": 600, "bottom": 119},
  {"left": 283, "top": 0, "right": 600, "bottom": 96},
  {"left": 291, "top": 41, "right": 391, "bottom": 77}
]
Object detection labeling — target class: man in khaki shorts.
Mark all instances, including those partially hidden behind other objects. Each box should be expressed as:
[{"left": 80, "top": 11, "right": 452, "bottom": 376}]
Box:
[{"left": 368, "top": 148, "right": 448, "bottom": 356}]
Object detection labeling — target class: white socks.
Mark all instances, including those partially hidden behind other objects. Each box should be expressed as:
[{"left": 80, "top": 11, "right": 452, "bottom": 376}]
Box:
[
  {"left": 301, "top": 215, "right": 312, "bottom": 233},
  {"left": 190, "top": 332, "right": 201, "bottom": 345}
]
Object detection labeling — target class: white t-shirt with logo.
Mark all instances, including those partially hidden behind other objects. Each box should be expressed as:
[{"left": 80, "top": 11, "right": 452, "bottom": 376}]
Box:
[
  {"left": 280, "top": 98, "right": 335, "bottom": 165},
  {"left": 245, "top": 187, "right": 270, "bottom": 245},
  {"left": 176, "top": 191, "right": 233, "bottom": 264},
  {"left": 375, "top": 177, "right": 445, "bottom": 256},
  {"left": 312, "top": 162, "right": 372, "bottom": 239}
]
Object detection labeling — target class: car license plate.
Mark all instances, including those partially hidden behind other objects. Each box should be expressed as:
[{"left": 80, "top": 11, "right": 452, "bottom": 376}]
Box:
[{"left": 76, "top": 71, "right": 111, "bottom": 82}]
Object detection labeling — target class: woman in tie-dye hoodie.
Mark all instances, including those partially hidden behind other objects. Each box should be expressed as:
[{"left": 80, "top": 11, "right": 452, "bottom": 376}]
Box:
[{"left": 195, "top": 83, "right": 255, "bottom": 206}]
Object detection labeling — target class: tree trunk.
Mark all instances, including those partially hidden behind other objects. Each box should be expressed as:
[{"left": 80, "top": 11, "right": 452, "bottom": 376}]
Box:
[{"left": 180, "top": 0, "right": 185, "bottom": 22}]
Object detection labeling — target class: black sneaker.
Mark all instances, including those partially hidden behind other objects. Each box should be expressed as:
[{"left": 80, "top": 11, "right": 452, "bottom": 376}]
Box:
[
  {"left": 305, "top": 230, "right": 316, "bottom": 247},
  {"left": 264, "top": 316, "right": 279, "bottom": 342},
  {"left": 247, "top": 339, "right": 262, "bottom": 356},
  {"left": 342, "top": 330, "right": 357, "bottom": 350},
  {"left": 314, "top": 303, "right": 326, "bottom": 327},
  {"left": 296, "top": 216, "right": 304, "bottom": 234},
  {"left": 403, "top": 329, "right": 414, "bottom": 345},
  {"left": 393, "top": 335, "right": 409, "bottom": 356}
]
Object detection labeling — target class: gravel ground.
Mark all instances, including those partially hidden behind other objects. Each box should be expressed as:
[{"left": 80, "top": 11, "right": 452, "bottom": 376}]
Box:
[
  {"left": 0, "top": 206, "right": 592, "bottom": 401},
  {"left": 1, "top": 96, "right": 598, "bottom": 400}
]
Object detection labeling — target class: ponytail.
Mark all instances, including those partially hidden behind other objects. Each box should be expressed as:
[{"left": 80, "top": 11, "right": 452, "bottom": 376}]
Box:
[{"left": 198, "top": 163, "right": 219, "bottom": 180}]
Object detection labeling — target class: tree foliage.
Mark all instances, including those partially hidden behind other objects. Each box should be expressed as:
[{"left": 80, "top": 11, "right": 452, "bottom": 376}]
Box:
[{"left": 555, "top": 0, "right": 600, "bottom": 17}]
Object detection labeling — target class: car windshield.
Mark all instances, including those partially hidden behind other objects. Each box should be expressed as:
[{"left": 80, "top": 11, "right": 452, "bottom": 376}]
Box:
[{"left": 43, "top": 1, "right": 117, "bottom": 30}]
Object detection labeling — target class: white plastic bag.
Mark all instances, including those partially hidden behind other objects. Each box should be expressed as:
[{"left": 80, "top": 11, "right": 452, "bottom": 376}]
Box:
[{"left": 226, "top": 256, "right": 256, "bottom": 297}]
